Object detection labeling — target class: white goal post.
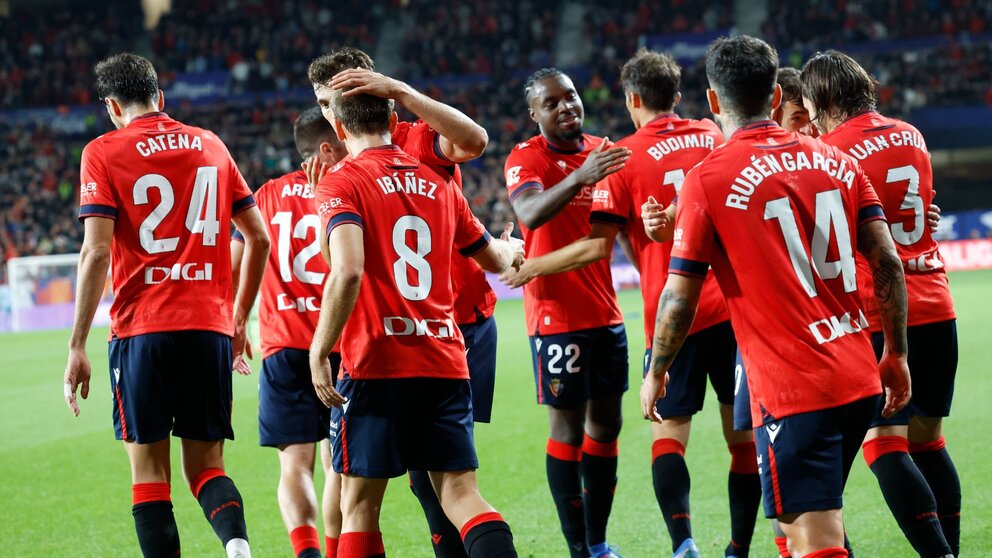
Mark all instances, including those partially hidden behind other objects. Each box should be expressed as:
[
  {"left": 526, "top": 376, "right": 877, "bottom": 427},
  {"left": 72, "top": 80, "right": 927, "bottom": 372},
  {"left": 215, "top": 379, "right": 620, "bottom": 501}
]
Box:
[{"left": 6, "top": 253, "right": 111, "bottom": 333}]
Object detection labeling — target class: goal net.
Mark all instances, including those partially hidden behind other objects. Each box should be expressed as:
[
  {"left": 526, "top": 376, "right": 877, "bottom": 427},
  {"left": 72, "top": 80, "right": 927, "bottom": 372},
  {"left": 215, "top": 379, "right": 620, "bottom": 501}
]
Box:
[{"left": 6, "top": 253, "right": 112, "bottom": 333}]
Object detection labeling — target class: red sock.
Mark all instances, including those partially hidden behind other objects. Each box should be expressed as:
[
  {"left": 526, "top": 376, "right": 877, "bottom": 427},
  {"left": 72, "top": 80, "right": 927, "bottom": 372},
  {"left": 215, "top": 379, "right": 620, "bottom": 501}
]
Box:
[
  {"left": 728, "top": 441, "right": 759, "bottom": 474},
  {"left": 338, "top": 531, "right": 385, "bottom": 558},
  {"left": 803, "top": 547, "right": 848, "bottom": 557},
  {"left": 862, "top": 435, "right": 909, "bottom": 466},
  {"left": 651, "top": 438, "right": 686, "bottom": 460},
  {"left": 775, "top": 535, "right": 791, "bottom": 557},
  {"left": 290, "top": 525, "right": 320, "bottom": 556},
  {"left": 132, "top": 482, "right": 171, "bottom": 505},
  {"left": 188, "top": 467, "right": 226, "bottom": 499},
  {"left": 326, "top": 536, "right": 339, "bottom": 558}
]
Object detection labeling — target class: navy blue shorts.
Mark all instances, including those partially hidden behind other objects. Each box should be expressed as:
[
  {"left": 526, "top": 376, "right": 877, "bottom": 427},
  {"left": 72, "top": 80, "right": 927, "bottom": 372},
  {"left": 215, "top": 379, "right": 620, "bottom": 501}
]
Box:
[
  {"left": 870, "top": 319, "right": 957, "bottom": 427},
  {"left": 530, "top": 324, "right": 628, "bottom": 408},
  {"left": 258, "top": 349, "right": 339, "bottom": 447},
  {"left": 733, "top": 351, "right": 752, "bottom": 431},
  {"left": 460, "top": 315, "right": 497, "bottom": 423},
  {"left": 330, "top": 375, "right": 478, "bottom": 478},
  {"left": 642, "top": 321, "right": 736, "bottom": 418},
  {"left": 108, "top": 330, "right": 234, "bottom": 444},
  {"left": 755, "top": 395, "right": 879, "bottom": 518}
]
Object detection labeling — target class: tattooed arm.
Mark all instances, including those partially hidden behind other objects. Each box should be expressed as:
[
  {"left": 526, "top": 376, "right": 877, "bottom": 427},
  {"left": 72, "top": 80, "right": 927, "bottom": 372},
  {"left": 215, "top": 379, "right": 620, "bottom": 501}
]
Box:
[
  {"left": 857, "top": 218, "right": 911, "bottom": 416},
  {"left": 641, "top": 273, "right": 704, "bottom": 421}
]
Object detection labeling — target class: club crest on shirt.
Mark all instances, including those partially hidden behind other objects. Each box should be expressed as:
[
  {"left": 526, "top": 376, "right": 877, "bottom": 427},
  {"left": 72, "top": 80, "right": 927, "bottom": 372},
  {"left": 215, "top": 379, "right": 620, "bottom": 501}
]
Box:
[{"left": 549, "top": 378, "right": 563, "bottom": 397}]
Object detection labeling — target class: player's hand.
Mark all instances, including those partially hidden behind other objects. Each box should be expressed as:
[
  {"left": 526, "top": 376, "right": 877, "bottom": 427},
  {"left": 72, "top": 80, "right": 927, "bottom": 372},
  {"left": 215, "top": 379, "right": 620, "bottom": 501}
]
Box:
[
  {"left": 572, "top": 138, "right": 630, "bottom": 186},
  {"left": 500, "top": 222, "right": 526, "bottom": 270},
  {"left": 928, "top": 203, "right": 941, "bottom": 233},
  {"left": 641, "top": 196, "right": 669, "bottom": 238},
  {"left": 500, "top": 259, "right": 536, "bottom": 288},
  {"left": 878, "top": 349, "right": 911, "bottom": 418},
  {"left": 302, "top": 156, "right": 328, "bottom": 188},
  {"left": 232, "top": 321, "right": 252, "bottom": 376},
  {"left": 63, "top": 347, "right": 91, "bottom": 417},
  {"left": 310, "top": 355, "right": 347, "bottom": 408},
  {"left": 330, "top": 68, "right": 408, "bottom": 99},
  {"left": 640, "top": 370, "right": 669, "bottom": 423}
]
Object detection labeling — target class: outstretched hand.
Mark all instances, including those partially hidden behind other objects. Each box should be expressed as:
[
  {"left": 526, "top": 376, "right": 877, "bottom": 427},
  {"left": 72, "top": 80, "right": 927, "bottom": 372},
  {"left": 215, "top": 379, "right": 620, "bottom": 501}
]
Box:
[
  {"left": 572, "top": 138, "right": 630, "bottom": 186},
  {"left": 641, "top": 196, "right": 670, "bottom": 238}
]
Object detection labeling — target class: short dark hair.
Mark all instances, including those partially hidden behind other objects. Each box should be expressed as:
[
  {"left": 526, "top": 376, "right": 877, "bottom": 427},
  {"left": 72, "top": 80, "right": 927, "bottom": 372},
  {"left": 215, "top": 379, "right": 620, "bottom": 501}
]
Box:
[
  {"left": 307, "top": 47, "right": 375, "bottom": 86},
  {"left": 294, "top": 107, "right": 339, "bottom": 159},
  {"left": 524, "top": 67, "right": 564, "bottom": 103},
  {"left": 94, "top": 53, "right": 159, "bottom": 106},
  {"left": 777, "top": 67, "right": 803, "bottom": 103},
  {"left": 308, "top": 47, "right": 392, "bottom": 136},
  {"left": 800, "top": 50, "right": 878, "bottom": 119},
  {"left": 705, "top": 36, "right": 779, "bottom": 119},
  {"left": 620, "top": 49, "right": 681, "bottom": 111}
]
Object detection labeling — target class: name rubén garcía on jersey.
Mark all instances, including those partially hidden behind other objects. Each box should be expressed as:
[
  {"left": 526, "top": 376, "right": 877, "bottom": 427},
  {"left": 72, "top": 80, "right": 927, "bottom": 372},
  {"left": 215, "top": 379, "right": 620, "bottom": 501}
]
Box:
[{"left": 726, "top": 151, "right": 857, "bottom": 210}]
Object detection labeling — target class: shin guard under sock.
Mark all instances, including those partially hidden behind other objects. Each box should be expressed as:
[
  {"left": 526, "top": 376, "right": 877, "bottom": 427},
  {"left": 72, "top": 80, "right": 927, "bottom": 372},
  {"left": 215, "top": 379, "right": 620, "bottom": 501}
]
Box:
[
  {"left": 460, "top": 512, "right": 517, "bottom": 558},
  {"left": 581, "top": 434, "right": 618, "bottom": 550},
  {"left": 911, "top": 437, "right": 961, "bottom": 556},
  {"left": 546, "top": 439, "right": 588, "bottom": 557},
  {"left": 652, "top": 439, "right": 692, "bottom": 552},
  {"left": 864, "top": 436, "right": 951, "bottom": 557},
  {"left": 190, "top": 468, "right": 249, "bottom": 549},
  {"left": 132, "top": 483, "right": 180, "bottom": 558}
]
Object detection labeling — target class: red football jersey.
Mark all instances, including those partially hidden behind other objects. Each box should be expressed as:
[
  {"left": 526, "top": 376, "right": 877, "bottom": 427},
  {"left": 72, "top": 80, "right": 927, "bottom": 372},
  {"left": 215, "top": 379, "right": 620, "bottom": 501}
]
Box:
[
  {"left": 78, "top": 112, "right": 255, "bottom": 339},
  {"left": 395, "top": 120, "right": 497, "bottom": 324},
  {"left": 236, "top": 170, "right": 327, "bottom": 359},
  {"left": 819, "top": 112, "right": 955, "bottom": 331},
  {"left": 590, "top": 114, "right": 728, "bottom": 346},
  {"left": 670, "top": 121, "right": 884, "bottom": 422},
  {"left": 504, "top": 134, "right": 623, "bottom": 335},
  {"left": 314, "top": 145, "right": 490, "bottom": 380}
]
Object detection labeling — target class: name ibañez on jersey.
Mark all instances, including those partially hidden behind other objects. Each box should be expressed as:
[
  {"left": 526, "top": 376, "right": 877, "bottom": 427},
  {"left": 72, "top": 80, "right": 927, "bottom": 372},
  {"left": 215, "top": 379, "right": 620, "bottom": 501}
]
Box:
[{"left": 376, "top": 171, "right": 439, "bottom": 200}]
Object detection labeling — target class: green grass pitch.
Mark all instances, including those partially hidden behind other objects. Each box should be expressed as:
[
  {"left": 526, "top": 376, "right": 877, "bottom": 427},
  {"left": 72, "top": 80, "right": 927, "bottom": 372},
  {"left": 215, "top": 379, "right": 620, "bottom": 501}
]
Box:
[{"left": 1, "top": 270, "right": 989, "bottom": 556}]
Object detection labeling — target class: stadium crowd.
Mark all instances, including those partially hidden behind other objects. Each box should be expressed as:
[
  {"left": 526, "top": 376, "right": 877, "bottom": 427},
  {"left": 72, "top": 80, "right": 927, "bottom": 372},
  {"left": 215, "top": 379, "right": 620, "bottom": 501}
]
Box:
[{"left": 2, "top": 0, "right": 991, "bottom": 277}]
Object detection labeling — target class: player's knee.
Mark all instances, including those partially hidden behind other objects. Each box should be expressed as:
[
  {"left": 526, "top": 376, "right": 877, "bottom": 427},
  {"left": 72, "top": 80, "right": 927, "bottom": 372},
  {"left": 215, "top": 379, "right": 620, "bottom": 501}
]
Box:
[
  {"left": 548, "top": 408, "right": 585, "bottom": 445},
  {"left": 908, "top": 416, "right": 943, "bottom": 444}
]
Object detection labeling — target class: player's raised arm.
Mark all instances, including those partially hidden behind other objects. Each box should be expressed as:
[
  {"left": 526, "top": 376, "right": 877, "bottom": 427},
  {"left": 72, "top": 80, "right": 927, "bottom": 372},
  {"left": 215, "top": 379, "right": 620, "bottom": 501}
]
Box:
[
  {"left": 63, "top": 216, "right": 114, "bottom": 416},
  {"left": 309, "top": 223, "right": 360, "bottom": 408},
  {"left": 231, "top": 204, "right": 270, "bottom": 373},
  {"left": 501, "top": 223, "right": 617, "bottom": 288},
  {"left": 330, "top": 68, "right": 487, "bottom": 162},
  {"left": 510, "top": 139, "right": 629, "bottom": 230},
  {"left": 857, "top": 217, "right": 912, "bottom": 417}
]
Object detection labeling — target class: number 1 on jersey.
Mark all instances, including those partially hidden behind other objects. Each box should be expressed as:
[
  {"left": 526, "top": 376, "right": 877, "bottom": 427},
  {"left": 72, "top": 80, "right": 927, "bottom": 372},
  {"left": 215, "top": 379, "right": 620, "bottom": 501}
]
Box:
[{"left": 764, "top": 189, "right": 856, "bottom": 298}]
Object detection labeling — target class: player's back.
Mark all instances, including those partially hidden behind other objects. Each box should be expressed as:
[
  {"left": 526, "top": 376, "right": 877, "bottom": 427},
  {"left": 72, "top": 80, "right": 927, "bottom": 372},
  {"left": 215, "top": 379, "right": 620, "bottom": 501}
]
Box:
[
  {"left": 504, "top": 134, "right": 622, "bottom": 335},
  {"left": 819, "top": 112, "right": 954, "bottom": 329},
  {"left": 251, "top": 171, "right": 328, "bottom": 358},
  {"left": 79, "top": 112, "right": 254, "bottom": 338},
  {"left": 594, "top": 114, "right": 727, "bottom": 344},
  {"left": 316, "top": 145, "right": 489, "bottom": 380},
  {"left": 673, "top": 121, "right": 883, "bottom": 419},
  {"left": 393, "top": 120, "right": 496, "bottom": 325}
]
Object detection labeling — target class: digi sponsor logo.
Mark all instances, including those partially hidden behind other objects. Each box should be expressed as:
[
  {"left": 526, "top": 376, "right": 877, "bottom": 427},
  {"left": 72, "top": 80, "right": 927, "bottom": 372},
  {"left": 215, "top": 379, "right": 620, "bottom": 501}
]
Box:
[
  {"left": 144, "top": 262, "right": 213, "bottom": 284},
  {"left": 505, "top": 166, "right": 522, "bottom": 187},
  {"left": 277, "top": 294, "right": 319, "bottom": 313},
  {"left": 383, "top": 316, "right": 456, "bottom": 339},
  {"left": 807, "top": 309, "right": 869, "bottom": 345},
  {"left": 80, "top": 182, "right": 98, "bottom": 198}
]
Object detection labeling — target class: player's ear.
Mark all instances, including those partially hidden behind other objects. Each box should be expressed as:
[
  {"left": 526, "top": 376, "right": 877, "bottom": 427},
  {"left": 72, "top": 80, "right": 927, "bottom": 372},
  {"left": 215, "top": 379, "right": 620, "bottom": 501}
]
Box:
[
  {"left": 334, "top": 118, "right": 347, "bottom": 142},
  {"left": 156, "top": 89, "right": 165, "bottom": 111},
  {"left": 108, "top": 97, "right": 123, "bottom": 117},
  {"left": 528, "top": 107, "right": 537, "bottom": 124},
  {"left": 388, "top": 111, "right": 398, "bottom": 134},
  {"left": 771, "top": 84, "right": 783, "bottom": 112},
  {"left": 630, "top": 92, "right": 641, "bottom": 109},
  {"left": 672, "top": 91, "right": 682, "bottom": 109},
  {"left": 706, "top": 88, "right": 720, "bottom": 116}
]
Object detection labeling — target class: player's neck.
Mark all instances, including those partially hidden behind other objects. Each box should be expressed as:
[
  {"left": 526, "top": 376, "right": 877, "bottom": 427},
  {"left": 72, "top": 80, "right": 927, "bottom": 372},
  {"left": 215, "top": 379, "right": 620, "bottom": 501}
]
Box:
[
  {"left": 817, "top": 113, "right": 847, "bottom": 135},
  {"left": 637, "top": 109, "right": 674, "bottom": 128},
  {"left": 541, "top": 130, "right": 582, "bottom": 151},
  {"left": 117, "top": 105, "right": 161, "bottom": 128},
  {"left": 343, "top": 131, "right": 392, "bottom": 157},
  {"left": 721, "top": 114, "right": 774, "bottom": 137}
]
